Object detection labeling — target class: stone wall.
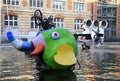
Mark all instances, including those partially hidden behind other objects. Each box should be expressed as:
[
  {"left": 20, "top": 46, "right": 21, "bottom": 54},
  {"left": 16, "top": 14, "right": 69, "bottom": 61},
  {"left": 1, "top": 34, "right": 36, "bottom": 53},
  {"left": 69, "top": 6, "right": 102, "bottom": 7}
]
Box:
[{"left": 0, "top": 0, "right": 92, "bottom": 40}]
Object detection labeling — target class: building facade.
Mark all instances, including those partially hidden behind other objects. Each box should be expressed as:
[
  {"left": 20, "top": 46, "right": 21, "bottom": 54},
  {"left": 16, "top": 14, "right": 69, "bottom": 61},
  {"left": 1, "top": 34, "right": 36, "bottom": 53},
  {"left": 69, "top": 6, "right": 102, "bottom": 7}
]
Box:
[
  {"left": 0, "top": 1, "right": 1, "bottom": 44},
  {"left": 0, "top": 0, "right": 120, "bottom": 43},
  {"left": 94, "top": 0, "right": 120, "bottom": 41}
]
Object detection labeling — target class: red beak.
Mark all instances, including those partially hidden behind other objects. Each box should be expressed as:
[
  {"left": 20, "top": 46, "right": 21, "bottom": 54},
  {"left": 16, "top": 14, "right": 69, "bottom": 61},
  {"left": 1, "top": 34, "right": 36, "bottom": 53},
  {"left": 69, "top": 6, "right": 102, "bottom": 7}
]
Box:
[{"left": 31, "top": 42, "right": 45, "bottom": 55}]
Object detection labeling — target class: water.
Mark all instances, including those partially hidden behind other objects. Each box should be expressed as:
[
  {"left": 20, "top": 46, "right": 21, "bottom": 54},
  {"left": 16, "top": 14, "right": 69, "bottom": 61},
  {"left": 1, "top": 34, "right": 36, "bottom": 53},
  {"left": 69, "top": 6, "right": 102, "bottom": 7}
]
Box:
[{"left": 0, "top": 43, "right": 120, "bottom": 81}]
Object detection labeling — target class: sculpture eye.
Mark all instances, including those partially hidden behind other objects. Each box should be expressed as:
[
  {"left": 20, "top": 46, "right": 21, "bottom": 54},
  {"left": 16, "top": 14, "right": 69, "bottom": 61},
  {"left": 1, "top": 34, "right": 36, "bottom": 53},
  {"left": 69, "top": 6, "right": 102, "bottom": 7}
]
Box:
[{"left": 51, "top": 32, "right": 60, "bottom": 40}]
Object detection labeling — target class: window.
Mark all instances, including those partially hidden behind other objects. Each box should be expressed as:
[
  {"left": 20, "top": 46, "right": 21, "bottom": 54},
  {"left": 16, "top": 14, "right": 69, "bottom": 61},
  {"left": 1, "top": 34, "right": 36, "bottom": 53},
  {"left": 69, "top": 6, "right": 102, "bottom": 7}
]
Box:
[
  {"left": 4, "top": 15, "right": 18, "bottom": 28},
  {"left": 31, "top": 17, "right": 38, "bottom": 29},
  {"left": 74, "top": 19, "right": 83, "bottom": 30},
  {"left": 29, "top": 0, "right": 43, "bottom": 7},
  {"left": 3, "top": 0, "right": 19, "bottom": 5},
  {"left": 97, "top": 4, "right": 117, "bottom": 17},
  {"left": 53, "top": 0, "right": 65, "bottom": 10},
  {"left": 74, "top": 2, "right": 85, "bottom": 12},
  {"left": 98, "top": 0, "right": 102, "bottom": 3},
  {"left": 54, "top": 18, "right": 64, "bottom": 28}
]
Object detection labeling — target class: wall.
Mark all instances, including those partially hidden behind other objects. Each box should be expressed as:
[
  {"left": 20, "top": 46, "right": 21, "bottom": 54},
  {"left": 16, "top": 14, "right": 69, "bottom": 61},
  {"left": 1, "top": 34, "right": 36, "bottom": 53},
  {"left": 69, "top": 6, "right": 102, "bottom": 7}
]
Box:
[
  {"left": 1, "top": 0, "right": 92, "bottom": 40},
  {"left": 0, "top": 1, "right": 1, "bottom": 44},
  {"left": 118, "top": 0, "right": 120, "bottom": 36}
]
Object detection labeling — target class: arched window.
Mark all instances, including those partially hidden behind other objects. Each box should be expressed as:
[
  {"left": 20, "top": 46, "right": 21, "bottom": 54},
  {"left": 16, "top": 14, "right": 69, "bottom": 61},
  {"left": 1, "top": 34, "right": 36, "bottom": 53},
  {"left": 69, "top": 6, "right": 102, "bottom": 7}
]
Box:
[
  {"left": 31, "top": 17, "right": 38, "bottom": 29},
  {"left": 4, "top": 15, "right": 18, "bottom": 28},
  {"left": 74, "top": 19, "right": 83, "bottom": 30},
  {"left": 54, "top": 18, "right": 64, "bottom": 28}
]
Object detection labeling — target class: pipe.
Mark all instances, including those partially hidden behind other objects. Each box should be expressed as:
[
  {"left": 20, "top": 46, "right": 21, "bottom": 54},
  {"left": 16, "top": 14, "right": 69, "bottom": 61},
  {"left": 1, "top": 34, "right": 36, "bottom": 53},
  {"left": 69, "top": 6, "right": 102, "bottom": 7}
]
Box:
[
  {"left": 92, "top": 20, "right": 99, "bottom": 27},
  {"left": 86, "top": 20, "right": 92, "bottom": 27},
  {"left": 99, "top": 20, "right": 108, "bottom": 28}
]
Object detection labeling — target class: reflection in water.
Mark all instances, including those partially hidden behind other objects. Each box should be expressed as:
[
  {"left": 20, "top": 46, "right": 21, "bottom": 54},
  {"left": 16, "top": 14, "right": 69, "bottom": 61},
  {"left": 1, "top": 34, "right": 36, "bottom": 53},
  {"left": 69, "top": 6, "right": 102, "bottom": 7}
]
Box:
[
  {"left": 95, "top": 52, "right": 118, "bottom": 81},
  {"left": 0, "top": 49, "right": 36, "bottom": 80},
  {"left": 1, "top": 44, "right": 120, "bottom": 81},
  {"left": 0, "top": 48, "right": 76, "bottom": 81},
  {"left": 74, "top": 50, "right": 97, "bottom": 81},
  {"left": 36, "top": 70, "right": 76, "bottom": 81},
  {"left": 114, "top": 51, "right": 120, "bottom": 80}
]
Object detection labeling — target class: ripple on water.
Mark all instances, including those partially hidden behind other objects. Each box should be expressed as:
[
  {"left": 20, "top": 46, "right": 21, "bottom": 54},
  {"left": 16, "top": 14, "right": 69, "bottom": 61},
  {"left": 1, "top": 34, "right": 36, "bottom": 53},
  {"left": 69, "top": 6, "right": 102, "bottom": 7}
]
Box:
[
  {"left": 0, "top": 49, "right": 38, "bottom": 81},
  {"left": 1, "top": 44, "right": 120, "bottom": 81}
]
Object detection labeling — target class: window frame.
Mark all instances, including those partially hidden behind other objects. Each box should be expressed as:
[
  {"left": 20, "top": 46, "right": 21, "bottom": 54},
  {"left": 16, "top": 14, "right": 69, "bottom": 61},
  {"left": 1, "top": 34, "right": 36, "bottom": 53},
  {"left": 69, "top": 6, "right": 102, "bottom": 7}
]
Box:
[
  {"left": 29, "top": 0, "right": 43, "bottom": 8},
  {"left": 3, "top": 0, "right": 19, "bottom": 6},
  {"left": 53, "top": 0, "right": 65, "bottom": 10},
  {"left": 73, "top": 2, "right": 85, "bottom": 12},
  {"left": 4, "top": 15, "right": 18, "bottom": 28},
  {"left": 31, "top": 17, "right": 39, "bottom": 29},
  {"left": 74, "top": 19, "right": 83, "bottom": 30},
  {"left": 54, "top": 18, "right": 64, "bottom": 28}
]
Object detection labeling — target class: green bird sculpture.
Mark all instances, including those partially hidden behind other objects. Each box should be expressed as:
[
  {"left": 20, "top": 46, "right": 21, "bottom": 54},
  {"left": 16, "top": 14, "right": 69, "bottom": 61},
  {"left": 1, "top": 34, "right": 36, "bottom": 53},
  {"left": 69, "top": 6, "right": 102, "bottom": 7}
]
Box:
[{"left": 6, "top": 27, "right": 77, "bottom": 69}]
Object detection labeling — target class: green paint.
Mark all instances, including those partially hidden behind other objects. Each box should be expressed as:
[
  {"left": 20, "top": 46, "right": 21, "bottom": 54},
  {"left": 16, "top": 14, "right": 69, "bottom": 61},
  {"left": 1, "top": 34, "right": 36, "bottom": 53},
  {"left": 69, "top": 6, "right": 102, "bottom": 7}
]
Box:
[{"left": 42, "top": 28, "right": 77, "bottom": 69}]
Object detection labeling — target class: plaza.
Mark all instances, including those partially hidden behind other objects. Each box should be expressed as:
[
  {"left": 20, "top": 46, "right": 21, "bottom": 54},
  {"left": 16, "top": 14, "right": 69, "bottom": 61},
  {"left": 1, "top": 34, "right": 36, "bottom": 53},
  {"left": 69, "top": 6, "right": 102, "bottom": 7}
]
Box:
[
  {"left": 1, "top": 42, "right": 120, "bottom": 80},
  {"left": 1, "top": 0, "right": 120, "bottom": 81}
]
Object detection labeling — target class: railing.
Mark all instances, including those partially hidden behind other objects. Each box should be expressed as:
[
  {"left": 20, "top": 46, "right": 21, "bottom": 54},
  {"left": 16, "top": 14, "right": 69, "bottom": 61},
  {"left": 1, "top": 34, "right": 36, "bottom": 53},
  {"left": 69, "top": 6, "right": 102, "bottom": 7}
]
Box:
[{"left": 104, "top": 33, "right": 120, "bottom": 42}]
